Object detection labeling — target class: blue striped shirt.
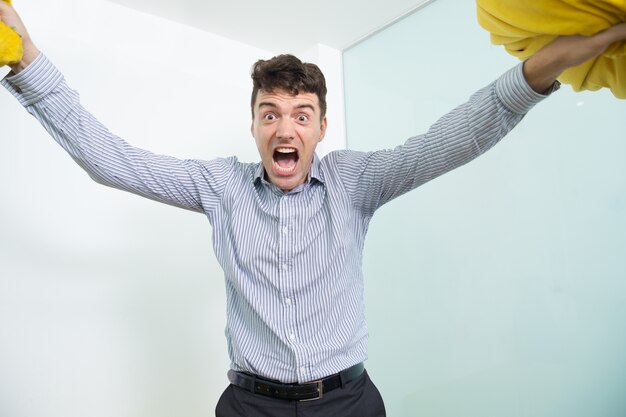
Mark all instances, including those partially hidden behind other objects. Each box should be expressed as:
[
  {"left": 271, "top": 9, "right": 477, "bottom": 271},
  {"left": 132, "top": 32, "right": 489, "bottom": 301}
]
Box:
[{"left": 2, "top": 54, "right": 552, "bottom": 383}]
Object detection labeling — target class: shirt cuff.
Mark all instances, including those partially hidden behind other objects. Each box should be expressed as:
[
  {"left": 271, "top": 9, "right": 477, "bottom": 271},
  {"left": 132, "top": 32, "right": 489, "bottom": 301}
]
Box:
[
  {"left": 495, "top": 62, "right": 560, "bottom": 114},
  {"left": 1, "top": 53, "right": 64, "bottom": 107}
]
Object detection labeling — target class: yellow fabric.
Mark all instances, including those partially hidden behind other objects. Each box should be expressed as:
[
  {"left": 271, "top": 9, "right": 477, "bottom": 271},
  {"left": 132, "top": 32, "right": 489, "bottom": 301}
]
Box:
[
  {"left": 0, "top": 0, "right": 23, "bottom": 67},
  {"left": 477, "top": 0, "right": 626, "bottom": 98}
]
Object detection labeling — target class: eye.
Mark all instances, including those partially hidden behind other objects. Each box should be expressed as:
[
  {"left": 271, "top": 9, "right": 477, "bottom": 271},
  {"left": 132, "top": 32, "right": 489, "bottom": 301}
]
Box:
[
  {"left": 297, "top": 114, "right": 309, "bottom": 122},
  {"left": 263, "top": 113, "right": 277, "bottom": 121}
]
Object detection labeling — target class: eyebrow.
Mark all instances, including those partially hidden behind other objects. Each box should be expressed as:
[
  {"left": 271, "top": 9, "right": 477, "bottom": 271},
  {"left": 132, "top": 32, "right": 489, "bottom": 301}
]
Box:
[
  {"left": 295, "top": 104, "right": 316, "bottom": 113},
  {"left": 257, "top": 102, "right": 278, "bottom": 110},
  {"left": 257, "top": 102, "right": 316, "bottom": 113}
]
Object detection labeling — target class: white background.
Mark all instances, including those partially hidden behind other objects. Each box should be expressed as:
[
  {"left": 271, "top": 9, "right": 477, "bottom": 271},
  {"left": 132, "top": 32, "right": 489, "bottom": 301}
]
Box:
[{"left": 0, "top": 1, "right": 344, "bottom": 416}]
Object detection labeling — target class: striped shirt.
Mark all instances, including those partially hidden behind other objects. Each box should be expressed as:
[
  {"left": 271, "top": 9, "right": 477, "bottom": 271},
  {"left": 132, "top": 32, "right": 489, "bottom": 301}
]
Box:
[{"left": 2, "top": 54, "right": 552, "bottom": 383}]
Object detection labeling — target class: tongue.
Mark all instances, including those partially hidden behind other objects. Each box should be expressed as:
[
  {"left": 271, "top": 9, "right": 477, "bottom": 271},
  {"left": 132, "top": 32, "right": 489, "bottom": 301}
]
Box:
[{"left": 275, "top": 152, "right": 297, "bottom": 168}]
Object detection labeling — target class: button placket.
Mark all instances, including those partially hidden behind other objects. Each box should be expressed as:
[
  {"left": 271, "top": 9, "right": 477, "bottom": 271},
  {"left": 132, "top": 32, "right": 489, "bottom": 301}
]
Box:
[{"left": 278, "top": 196, "right": 298, "bottom": 350}]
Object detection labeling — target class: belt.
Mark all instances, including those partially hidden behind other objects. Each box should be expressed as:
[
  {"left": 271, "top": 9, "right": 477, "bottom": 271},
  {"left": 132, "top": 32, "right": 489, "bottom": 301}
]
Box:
[{"left": 227, "top": 362, "right": 365, "bottom": 402}]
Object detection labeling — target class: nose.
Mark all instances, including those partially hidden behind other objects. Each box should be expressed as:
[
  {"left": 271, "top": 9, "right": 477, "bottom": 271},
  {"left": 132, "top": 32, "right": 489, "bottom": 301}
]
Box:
[{"left": 276, "top": 118, "right": 295, "bottom": 140}]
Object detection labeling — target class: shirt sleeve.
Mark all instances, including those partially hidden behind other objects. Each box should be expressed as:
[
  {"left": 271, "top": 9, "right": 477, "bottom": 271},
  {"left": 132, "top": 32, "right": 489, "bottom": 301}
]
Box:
[
  {"left": 1, "top": 54, "right": 234, "bottom": 213},
  {"left": 335, "top": 62, "right": 558, "bottom": 217}
]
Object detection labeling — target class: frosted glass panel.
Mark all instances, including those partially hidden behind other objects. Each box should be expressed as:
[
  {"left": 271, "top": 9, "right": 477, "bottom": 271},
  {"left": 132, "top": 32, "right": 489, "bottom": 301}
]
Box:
[{"left": 343, "top": 1, "right": 626, "bottom": 416}]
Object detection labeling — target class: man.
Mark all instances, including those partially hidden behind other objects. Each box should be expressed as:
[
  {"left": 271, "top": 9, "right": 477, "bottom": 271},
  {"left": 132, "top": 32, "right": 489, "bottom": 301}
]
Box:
[{"left": 2, "top": 3, "right": 625, "bottom": 416}]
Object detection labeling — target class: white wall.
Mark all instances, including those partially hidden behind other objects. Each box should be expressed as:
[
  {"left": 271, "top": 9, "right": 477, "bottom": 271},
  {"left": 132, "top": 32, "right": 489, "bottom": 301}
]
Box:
[
  {"left": 343, "top": 1, "right": 626, "bottom": 416},
  {"left": 0, "top": 1, "right": 342, "bottom": 416}
]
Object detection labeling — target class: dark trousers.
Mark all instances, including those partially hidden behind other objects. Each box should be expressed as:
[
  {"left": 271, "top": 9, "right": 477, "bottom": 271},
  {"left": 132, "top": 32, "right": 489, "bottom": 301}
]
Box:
[{"left": 215, "top": 370, "right": 386, "bottom": 417}]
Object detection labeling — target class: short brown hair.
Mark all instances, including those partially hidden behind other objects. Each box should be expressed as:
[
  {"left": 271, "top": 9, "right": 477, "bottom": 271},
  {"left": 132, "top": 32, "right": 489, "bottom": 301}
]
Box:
[{"left": 250, "top": 54, "right": 327, "bottom": 119}]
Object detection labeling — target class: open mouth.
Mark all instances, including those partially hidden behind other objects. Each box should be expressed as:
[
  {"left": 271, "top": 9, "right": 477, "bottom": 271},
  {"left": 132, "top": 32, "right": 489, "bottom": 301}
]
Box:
[{"left": 273, "top": 147, "right": 299, "bottom": 174}]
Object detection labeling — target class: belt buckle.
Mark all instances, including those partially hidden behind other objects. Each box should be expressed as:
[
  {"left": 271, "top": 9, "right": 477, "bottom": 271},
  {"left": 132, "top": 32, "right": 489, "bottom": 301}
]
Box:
[{"left": 299, "top": 380, "right": 323, "bottom": 402}]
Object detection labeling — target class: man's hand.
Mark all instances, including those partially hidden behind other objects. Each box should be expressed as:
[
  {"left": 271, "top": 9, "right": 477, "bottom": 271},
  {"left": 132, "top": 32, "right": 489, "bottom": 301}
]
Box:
[
  {"left": 523, "top": 23, "right": 626, "bottom": 93},
  {"left": 0, "top": 1, "right": 40, "bottom": 74}
]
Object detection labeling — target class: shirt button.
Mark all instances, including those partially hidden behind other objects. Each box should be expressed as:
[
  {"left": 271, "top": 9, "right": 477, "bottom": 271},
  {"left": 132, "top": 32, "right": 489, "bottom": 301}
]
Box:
[
  {"left": 289, "top": 333, "right": 296, "bottom": 341},
  {"left": 285, "top": 297, "right": 292, "bottom": 306},
  {"left": 299, "top": 367, "right": 306, "bottom": 374},
  {"left": 282, "top": 263, "right": 288, "bottom": 271},
  {"left": 282, "top": 226, "right": 288, "bottom": 235}
]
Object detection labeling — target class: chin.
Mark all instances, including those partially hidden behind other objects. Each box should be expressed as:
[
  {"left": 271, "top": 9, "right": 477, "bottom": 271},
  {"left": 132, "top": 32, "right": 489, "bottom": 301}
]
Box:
[
  {"left": 274, "top": 176, "right": 302, "bottom": 193},
  {"left": 277, "top": 182, "right": 297, "bottom": 192}
]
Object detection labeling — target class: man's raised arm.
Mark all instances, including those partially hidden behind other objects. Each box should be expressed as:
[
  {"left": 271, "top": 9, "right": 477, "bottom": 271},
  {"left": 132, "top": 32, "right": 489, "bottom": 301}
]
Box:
[{"left": 1, "top": 3, "right": 233, "bottom": 214}]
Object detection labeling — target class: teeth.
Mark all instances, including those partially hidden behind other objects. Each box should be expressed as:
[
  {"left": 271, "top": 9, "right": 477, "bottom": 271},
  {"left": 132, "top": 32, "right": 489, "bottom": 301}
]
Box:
[{"left": 276, "top": 147, "right": 296, "bottom": 153}]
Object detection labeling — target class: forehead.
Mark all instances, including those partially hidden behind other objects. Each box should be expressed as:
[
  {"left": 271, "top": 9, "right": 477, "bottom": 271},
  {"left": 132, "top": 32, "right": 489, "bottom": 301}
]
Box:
[{"left": 254, "top": 89, "right": 321, "bottom": 113}]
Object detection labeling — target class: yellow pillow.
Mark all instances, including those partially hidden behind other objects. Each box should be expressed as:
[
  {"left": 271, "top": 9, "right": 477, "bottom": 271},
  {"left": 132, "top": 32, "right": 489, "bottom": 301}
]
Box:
[
  {"left": 0, "top": 0, "right": 24, "bottom": 67},
  {"left": 477, "top": 0, "right": 626, "bottom": 98}
]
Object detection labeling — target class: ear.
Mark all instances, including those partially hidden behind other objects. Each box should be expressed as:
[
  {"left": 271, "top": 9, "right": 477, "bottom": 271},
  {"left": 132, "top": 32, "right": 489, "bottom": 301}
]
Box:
[{"left": 318, "top": 116, "right": 328, "bottom": 142}]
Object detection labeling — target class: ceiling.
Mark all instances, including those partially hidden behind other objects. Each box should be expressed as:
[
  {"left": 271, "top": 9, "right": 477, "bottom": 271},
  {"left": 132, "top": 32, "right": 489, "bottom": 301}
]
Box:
[{"left": 106, "top": 0, "right": 434, "bottom": 53}]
